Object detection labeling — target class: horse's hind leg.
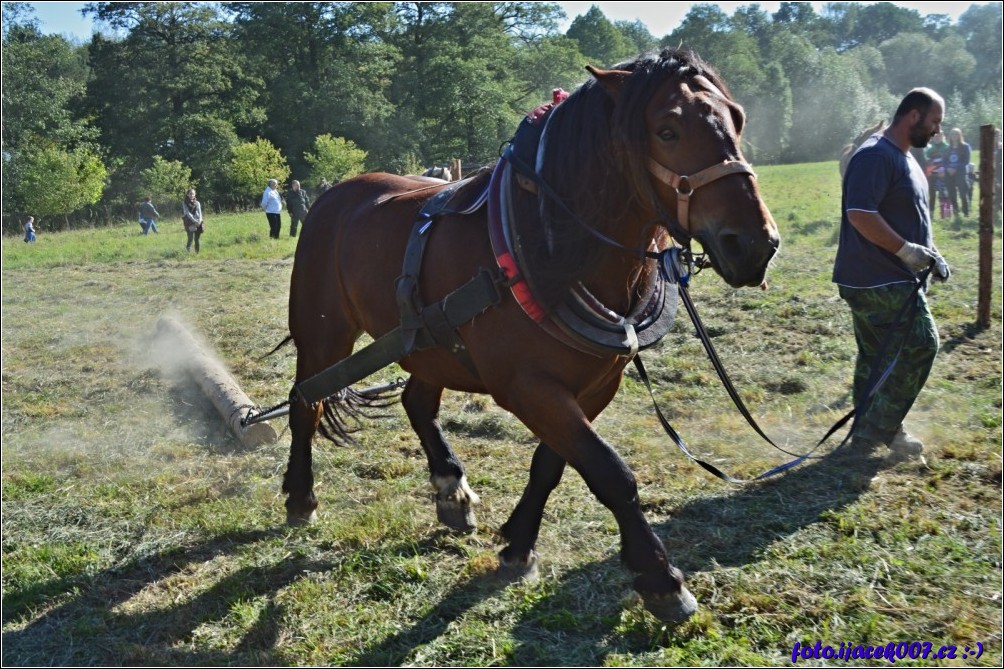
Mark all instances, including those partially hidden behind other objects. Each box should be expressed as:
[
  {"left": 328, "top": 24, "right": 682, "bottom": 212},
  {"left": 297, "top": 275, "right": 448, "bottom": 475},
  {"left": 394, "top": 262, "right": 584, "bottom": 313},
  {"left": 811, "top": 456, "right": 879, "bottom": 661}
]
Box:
[
  {"left": 402, "top": 377, "right": 479, "bottom": 532},
  {"left": 283, "top": 391, "right": 322, "bottom": 525},
  {"left": 283, "top": 316, "right": 359, "bottom": 526}
]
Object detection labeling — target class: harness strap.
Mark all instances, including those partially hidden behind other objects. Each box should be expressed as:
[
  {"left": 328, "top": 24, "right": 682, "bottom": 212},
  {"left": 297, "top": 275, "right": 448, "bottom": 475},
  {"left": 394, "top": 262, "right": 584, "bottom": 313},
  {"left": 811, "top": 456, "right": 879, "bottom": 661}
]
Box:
[{"left": 297, "top": 327, "right": 413, "bottom": 406}]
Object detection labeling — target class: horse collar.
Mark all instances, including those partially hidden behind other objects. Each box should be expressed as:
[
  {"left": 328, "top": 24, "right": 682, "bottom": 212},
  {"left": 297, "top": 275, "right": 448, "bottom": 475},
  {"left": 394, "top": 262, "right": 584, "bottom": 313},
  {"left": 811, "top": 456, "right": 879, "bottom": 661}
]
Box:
[{"left": 488, "top": 158, "right": 679, "bottom": 358}]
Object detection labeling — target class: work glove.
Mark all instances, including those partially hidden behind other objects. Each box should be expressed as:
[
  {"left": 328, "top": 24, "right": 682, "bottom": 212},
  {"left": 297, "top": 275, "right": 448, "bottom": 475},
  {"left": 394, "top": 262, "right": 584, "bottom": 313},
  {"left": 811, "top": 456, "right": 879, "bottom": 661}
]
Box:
[{"left": 895, "top": 241, "right": 950, "bottom": 282}]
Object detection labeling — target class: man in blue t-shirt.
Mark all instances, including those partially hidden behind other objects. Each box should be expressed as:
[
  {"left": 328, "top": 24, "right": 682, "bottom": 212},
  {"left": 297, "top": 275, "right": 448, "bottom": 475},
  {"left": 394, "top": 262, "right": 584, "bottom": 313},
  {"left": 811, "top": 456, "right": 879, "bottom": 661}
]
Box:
[{"left": 833, "top": 87, "right": 950, "bottom": 459}]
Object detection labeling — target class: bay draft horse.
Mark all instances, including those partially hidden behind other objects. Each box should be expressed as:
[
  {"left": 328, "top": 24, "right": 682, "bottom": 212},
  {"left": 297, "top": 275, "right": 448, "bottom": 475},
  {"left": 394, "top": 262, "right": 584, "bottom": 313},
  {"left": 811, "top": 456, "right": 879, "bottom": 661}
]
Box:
[{"left": 284, "top": 49, "right": 779, "bottom": 623}]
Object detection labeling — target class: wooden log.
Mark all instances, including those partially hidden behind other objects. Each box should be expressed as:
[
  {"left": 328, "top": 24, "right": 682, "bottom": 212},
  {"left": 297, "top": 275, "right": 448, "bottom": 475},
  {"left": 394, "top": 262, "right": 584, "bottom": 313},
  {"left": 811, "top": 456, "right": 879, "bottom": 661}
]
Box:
[
  {"left": 155, "top": 316, "right": 278, "bottom": 448},
  {"left": 977, "top": 124, "right": 996, "bottom": 328}
]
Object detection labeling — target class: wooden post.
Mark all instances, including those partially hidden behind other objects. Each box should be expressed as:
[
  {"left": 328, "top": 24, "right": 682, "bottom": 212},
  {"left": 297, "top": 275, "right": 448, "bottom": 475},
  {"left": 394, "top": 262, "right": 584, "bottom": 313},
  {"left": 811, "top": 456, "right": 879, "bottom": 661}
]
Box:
[
  {"left": 977, "top": 125, "right": 996, "bottom": 328},
  {"left": 155, "top": 316, "right": 279, "bottom": 448},
  {"left": 450, "top": 158, "right": 462, "bottom": 181}
]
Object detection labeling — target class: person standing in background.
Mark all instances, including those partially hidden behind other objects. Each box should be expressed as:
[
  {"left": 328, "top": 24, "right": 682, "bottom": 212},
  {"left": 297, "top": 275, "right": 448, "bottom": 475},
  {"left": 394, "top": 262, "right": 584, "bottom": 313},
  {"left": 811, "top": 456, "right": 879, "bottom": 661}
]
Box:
[
  {"left": 923, "top": 132, "right": 949, "bottom": 217},
  {"left": 945, "top": 127, "right": 972, "bottom": 217},
  {"left": 23, "top": 216, "right": 37, "bottom": 243},
  {"left": 139, "top": 196, "right": 161, "bottom": 235},
  {"left": 285, "top": 180, "right": 310, "bottom": 238},
  {"left": 261, "top": 179, "right": 283, "bottom": 239},
  {"left": 183, "top": 188, "right": 204, "bottom": 253}
]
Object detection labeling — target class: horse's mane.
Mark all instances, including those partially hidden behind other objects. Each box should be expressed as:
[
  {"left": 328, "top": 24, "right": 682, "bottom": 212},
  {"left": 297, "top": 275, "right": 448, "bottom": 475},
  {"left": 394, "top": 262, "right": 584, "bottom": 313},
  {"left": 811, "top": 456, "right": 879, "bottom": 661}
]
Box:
[
  {"left": 839, "top": 120, "right": 886, "bottom": 177},
  {"left": 515, "top": 48, "right": 734, "bottom": 309}
]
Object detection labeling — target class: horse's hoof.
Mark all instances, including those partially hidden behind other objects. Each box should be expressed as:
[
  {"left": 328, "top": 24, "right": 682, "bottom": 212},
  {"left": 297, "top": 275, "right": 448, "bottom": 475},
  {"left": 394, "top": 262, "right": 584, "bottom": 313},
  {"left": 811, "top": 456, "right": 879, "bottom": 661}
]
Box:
[
  {"left": 286, "top": 509, "right": 317, "bottom": 527},
  {"left": 642, "top": 586, "right": 699, "bottom": 623},
  {"left": 436, "top": 499, "right": 477, "bottom": 533},
  {"left": 497, "top": 550, "right": 539, "bottom": 583}
]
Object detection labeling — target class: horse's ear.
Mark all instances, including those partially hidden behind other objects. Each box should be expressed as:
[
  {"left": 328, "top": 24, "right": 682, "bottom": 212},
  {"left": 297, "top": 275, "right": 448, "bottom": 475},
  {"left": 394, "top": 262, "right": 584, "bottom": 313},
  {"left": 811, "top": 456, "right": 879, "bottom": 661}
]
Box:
[{"left": 586, "top": 65, "right": 631, "bottom": 98}]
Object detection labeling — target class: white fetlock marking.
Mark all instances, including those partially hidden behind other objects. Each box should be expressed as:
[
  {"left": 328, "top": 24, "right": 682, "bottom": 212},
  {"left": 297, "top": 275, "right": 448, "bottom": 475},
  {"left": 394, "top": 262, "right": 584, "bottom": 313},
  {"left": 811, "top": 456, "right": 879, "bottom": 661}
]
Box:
[
  {"left": 431, "top": 474, "right": 480, "bottom": 505},
  {"left": 458, "top": 476, "right": 480, "bottom": 505}
]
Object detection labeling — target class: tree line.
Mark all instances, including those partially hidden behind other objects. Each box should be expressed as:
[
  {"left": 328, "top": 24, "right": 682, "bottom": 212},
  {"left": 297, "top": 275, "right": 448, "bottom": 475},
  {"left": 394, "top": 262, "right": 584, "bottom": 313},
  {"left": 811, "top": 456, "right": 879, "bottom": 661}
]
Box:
[{"left": 2, "top": 1, "right": 1001, "bottom": 230}]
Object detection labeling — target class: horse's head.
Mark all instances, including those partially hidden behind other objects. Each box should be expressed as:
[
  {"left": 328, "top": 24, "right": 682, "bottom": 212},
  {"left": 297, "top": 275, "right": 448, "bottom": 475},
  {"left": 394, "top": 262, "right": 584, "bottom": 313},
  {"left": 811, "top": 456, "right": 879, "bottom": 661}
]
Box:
[
  {"left": 593, "top": 50, "right": 779, "bottom": 288},
  {"left": 839, "top": 120, "right": 886, "bottom": 177}
]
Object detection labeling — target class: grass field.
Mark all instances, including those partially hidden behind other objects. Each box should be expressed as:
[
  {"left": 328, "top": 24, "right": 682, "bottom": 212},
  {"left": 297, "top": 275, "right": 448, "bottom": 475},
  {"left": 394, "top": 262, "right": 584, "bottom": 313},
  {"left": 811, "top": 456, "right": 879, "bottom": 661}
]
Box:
[{"left": 2, "top": 162, "right": 1001, "bottom": 666}]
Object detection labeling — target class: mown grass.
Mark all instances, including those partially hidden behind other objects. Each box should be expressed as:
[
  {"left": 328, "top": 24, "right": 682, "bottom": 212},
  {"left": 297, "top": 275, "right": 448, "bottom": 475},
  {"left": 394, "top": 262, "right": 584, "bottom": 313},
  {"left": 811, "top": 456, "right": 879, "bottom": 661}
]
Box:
[{"left": 2, "top": 163, "right": 1001, "bottom": 666}]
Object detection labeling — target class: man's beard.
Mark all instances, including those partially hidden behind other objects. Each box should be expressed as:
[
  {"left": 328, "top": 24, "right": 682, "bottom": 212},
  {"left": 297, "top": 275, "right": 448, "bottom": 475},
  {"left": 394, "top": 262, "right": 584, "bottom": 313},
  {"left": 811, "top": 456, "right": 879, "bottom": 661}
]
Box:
[{"left": 908, "top": 119, "right": 933, "bottom": 148}]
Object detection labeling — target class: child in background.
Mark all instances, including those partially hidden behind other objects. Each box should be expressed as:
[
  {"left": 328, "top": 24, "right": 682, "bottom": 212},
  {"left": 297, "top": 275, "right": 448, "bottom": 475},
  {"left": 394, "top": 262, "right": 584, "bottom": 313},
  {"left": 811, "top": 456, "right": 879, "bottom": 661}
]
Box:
[
  {"left": 139, "top": 196, "right": 161, "bottom": 235},
  {"left": 23, "top": 216, "right": 36, "bottom": 243}
]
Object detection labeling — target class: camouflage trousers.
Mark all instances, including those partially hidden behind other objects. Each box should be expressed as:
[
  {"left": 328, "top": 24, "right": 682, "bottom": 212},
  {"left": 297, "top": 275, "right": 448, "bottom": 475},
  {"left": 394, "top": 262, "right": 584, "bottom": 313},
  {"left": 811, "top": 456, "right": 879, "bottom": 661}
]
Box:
[{"left": 839, "top": 283, "right": 939, "bottom": 435}]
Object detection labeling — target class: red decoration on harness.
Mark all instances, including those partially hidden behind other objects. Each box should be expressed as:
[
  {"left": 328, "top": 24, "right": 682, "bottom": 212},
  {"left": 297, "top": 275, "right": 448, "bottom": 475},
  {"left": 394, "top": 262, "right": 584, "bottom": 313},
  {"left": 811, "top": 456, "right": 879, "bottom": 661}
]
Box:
[
  {"left": 497, "top": 251, "right": 547, "bottom": 322},
  {"left": 526, "top": 88, "right": 569, "bottom": 126}
]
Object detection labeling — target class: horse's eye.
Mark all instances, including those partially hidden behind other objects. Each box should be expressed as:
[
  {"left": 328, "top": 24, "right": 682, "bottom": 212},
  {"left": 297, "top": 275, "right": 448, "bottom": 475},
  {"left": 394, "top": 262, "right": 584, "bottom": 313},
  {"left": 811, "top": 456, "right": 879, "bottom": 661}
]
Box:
[{"left": 658, "top": 128, "right": 678, "bottom": 142}]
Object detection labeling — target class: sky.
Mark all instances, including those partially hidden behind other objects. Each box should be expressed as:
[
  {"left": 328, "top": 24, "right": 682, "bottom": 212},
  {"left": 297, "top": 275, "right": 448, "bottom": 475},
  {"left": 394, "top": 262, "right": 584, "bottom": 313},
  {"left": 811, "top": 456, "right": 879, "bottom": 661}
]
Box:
[{"left": 24, "top": 1, "right": 986, "bottom": 42}]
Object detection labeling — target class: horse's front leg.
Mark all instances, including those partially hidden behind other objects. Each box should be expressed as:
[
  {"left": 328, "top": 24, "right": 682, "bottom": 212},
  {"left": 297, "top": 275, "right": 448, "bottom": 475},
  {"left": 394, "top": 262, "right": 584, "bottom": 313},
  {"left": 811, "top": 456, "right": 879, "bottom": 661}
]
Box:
[
  {"left": 282, "top": 390, "right": 322, "bottom": 525},
  {"left": 502, "top": 381, "right": 697, "bottom": 623},
  {"left": 402, "top": 377, "right": 479, "bottom": 532}
]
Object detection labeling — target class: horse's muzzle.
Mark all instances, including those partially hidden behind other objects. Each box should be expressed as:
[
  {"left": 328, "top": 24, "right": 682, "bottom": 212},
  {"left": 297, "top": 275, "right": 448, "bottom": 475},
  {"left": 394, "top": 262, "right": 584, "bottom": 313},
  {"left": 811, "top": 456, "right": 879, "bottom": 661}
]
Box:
[{"left": 703, "top": 226, "right": 779, "bottom": 288}]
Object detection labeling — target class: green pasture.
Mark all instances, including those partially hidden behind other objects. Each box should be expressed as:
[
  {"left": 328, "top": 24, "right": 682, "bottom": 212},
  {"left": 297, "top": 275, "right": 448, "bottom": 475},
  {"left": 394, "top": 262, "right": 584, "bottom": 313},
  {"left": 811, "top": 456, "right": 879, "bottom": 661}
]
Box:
[{"left": 2, "top": 162, "right": 1001, "bottom": 666}]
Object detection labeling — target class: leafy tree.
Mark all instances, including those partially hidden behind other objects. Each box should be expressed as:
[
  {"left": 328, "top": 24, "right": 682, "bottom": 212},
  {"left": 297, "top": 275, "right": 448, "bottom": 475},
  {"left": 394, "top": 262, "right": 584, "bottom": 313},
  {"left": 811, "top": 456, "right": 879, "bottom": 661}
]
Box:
[
  {"left": 664, "top": 3, "right": 731, "bottom": 52},
  {"left": 304, "top": 135, "right": 368, "bottom": 185},
  {"left": 957, "top": 3, "right": 1003, "bottom": 94},
  {"left": 614, "top": 19, "right": 658, "bottom": 55},
  {"left": 930, "top": 34, "right": 977, "bottom": 97},
  {"left": 226, "top": 2, "right": 399, "bottom": 175},
  {"left": 744, "top": 62, "right": 792, "bottom": 164},
  {"left": 878, "top": 32, "right": 975, "bottom": 99},
  {"left": 227, "top": 138, "right": 290, "bottom": 201},
  {"left": 945, "top": 89, "right": 1004, "bottom": 151},
  {"left": 786, "top": 49, "right": 884, "bottom": 163},
  {"left": 566, "top": 5, "right": 633, "bottom": 66},
  {"left": 853, "top": 2, "right": 925, "bottom": 45},
  {"left": 2, "top": 3, "right": 102, "bottom": 223},
  {"left": 822, "top": 2, "right": 924, "bottom": 52},
  {"left": 921, "top": 14, "right": 954, "bottom": 41},
  {"left": 843, "top": 45, "right": 887, "bottom": 92},
  {"left": 138, "top": 156, "right": 192, "bottom": 206},
  {"left": 513, "top": 35, "right": 588, "bottom": 105},
  {"left": 732, "top": 5, "right": 775, "bottom": 53},
  {"left": 16, "top": 145, "right": 107, "bottom": 226},
  {"left": 387, "top": 2, "right": 535, "bottom": 166},
  {"left": 666, "top": 5, "right": 766, "bottom": 114},
  {"left": 2, "top": 10, "right": 92, "bottom": 150},
  {"left": 83, "top": 2, "right": 263, "bottom": 204}
]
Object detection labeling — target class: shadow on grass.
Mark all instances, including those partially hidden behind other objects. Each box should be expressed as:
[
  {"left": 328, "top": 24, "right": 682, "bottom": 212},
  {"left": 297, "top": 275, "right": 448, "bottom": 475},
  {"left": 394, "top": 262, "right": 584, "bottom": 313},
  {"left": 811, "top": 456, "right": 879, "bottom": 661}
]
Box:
[
  {"left": 349, "top": 570, "right": 509, "bottom": 666},
  {"left": 500, "top": 448, "right": 889, "bottom": 663},
  {"left": 2, "top": 450, "right": 886, "bottom": 666},
  {"left": 657, "top": 447, "right": 886, "bottom": 573},
  {"left": 940, "top": 320, "right": 993, "bottom": 355},
  {"left": 1, "top": 528, "right": 314, "bottom": 666},
  {"left": 346, "top": 448, "right": 888, "bottom": 666}
]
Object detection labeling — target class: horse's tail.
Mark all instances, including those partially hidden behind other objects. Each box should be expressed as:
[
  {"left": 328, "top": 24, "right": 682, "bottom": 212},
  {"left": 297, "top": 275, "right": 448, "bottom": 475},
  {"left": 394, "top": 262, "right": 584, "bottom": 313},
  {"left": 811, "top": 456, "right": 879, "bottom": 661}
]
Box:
[
  {"left": 261, "top": 335, "right": 294, "bottom": 360},
  {"left": 316, "top": 381, "right": 405, "bottom": 446}
]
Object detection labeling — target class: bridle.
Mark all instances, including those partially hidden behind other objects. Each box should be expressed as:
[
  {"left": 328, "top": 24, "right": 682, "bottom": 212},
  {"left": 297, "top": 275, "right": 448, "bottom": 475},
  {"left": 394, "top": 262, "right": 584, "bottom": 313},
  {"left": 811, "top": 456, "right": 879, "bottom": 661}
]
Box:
[
  {"left": 647, "top": 157, "right": 757, "bottom": 238},
  {"left": 506, "top": 77, "right": 759, "bottom": 267}
]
